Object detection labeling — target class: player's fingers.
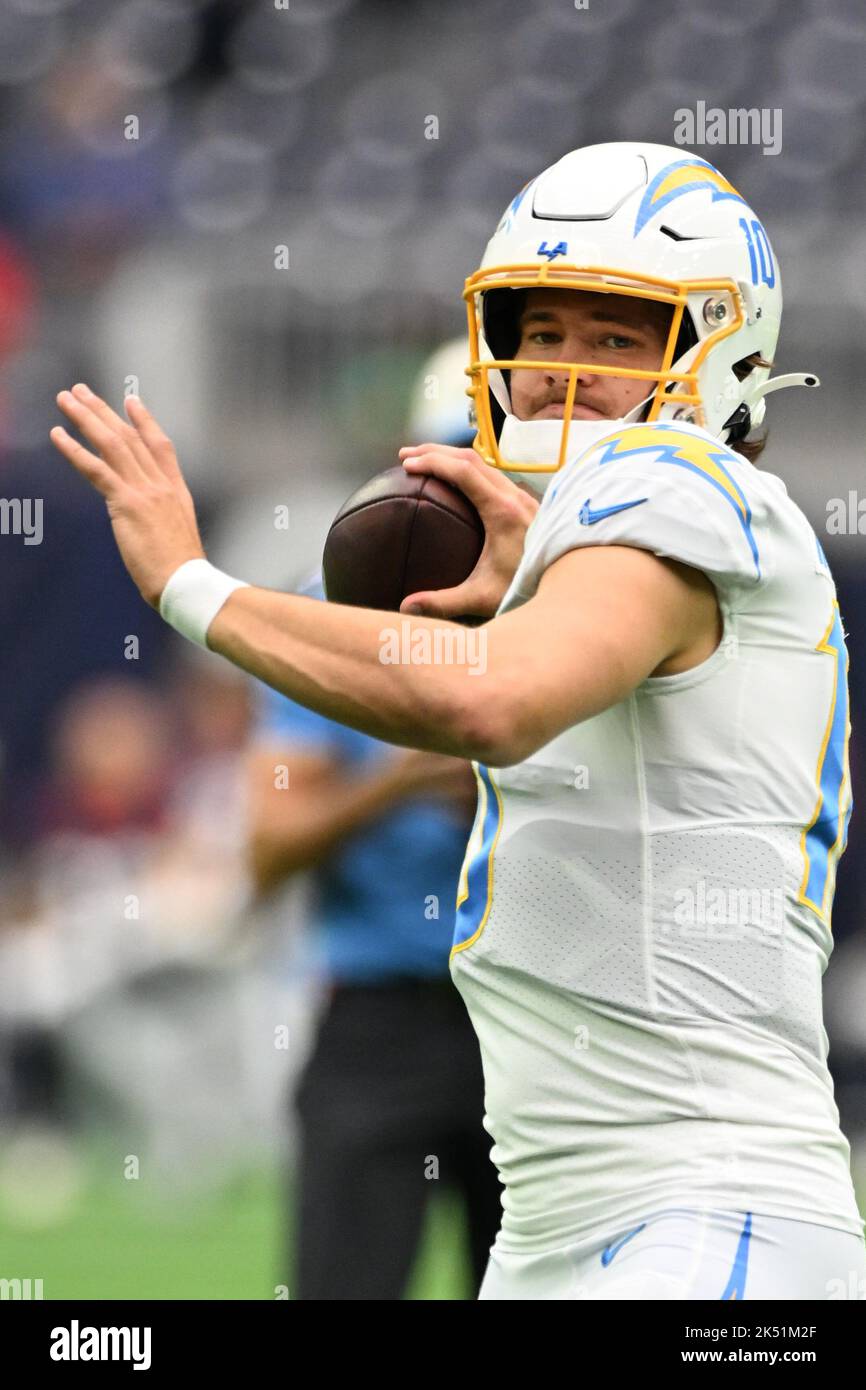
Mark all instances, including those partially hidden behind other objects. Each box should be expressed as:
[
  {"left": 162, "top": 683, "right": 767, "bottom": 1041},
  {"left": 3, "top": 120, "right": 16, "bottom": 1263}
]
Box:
[
  {"left": 401, "top": 447, "right": 507, "bottom": 511},
  {"left": 123, "top": 395, "right": 183, "bottom": 482},
  {"left": 68, "top": 383, "right": 161, "bottom": 479},
  {"left": 399, "top": 443, "right": 488, "bottom": 473},
  {"left": 399, "top": 442, "right": 511, "bottom": 482},
  {"left": 398, "top": 442, "right": 478, "bottom": 458},
  {"left": 49, "top": 425, "right": 123, "bottom": 499},
  {"left": 56, "top": 390, "right": 142, "bottom": 482},
  {"left": 400, "top": 442, "right": 519, "bottom": 498},
  {"left": 402, "top": 449, "right": 537, "bottom": 538},
  {"left": 400, "top": 580, "right": 494, "bottom": 621}
]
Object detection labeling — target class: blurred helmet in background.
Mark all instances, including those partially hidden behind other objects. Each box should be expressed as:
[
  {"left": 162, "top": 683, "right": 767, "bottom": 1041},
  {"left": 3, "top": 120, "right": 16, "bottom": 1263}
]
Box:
[{"left": 406, "top": 336, "right": 475, "bottom": 448}]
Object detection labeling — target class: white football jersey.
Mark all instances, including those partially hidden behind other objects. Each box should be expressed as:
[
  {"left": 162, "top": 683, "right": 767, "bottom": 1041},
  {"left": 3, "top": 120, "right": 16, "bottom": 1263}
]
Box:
[{"left": 451, "top": 421, "right": 863, "bottom": 1253}]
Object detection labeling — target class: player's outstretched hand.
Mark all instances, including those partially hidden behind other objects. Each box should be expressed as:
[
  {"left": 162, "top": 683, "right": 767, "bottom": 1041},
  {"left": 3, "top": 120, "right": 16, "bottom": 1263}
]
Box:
[
  {"left": 50, "top": 384, "right": 206, "bottom": 609},
  {"left": 398, "top": 443, "right": 539, "bottom": 620}
]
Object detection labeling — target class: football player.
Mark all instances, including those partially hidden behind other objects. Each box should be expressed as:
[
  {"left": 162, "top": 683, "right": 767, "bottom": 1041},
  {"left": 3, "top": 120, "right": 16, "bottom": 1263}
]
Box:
[{"left": 51, "top": 142, "right": 866, "bottom": 1300}]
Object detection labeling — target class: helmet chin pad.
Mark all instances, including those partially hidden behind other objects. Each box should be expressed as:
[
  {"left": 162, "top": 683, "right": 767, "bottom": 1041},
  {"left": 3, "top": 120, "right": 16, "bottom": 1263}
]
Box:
[
  {"left": 495, "top": 378, "right": 656, "bottom": 464},
  {"left": 497, "top": 410, "right": 649, "bottom": 495}
]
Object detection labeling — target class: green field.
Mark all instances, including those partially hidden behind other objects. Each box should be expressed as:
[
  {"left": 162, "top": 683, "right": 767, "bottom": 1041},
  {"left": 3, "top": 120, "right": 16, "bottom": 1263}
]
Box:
[
  {"left": 3, "top": 1141, "right": 862, "bottom": 1301},
  {"left": 0, "top": 1151, "right": 472, "bottom": 1301}
]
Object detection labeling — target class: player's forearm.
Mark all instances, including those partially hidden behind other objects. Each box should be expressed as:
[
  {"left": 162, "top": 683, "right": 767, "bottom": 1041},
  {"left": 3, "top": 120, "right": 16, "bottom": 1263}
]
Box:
[{"left": 208, "top": 587, "right": 497, "bottom": 759}]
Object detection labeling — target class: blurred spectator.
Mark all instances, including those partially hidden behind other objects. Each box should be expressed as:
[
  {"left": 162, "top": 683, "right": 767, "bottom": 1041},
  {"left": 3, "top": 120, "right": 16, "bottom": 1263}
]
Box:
[
  {"left": 0, "top": 661, "right": 263, "bottom": 1186},
  {"left": 0, "top": 41, "right": 175, "bottom": 290},
  {"left": 34, "top": 676, "right": 172, "bottom": 840}
]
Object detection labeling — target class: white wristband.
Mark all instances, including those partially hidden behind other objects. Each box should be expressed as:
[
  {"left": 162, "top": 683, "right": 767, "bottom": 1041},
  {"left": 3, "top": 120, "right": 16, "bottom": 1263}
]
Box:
[{"left": 159, "top": 559, "right": 249, "bottom": 649}]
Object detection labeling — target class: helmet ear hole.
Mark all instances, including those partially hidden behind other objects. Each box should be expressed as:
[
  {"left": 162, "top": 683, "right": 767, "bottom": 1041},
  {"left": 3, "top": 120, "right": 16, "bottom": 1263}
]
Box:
[{"left": 732, "top": 352, "right": 772, "bottom": 381}]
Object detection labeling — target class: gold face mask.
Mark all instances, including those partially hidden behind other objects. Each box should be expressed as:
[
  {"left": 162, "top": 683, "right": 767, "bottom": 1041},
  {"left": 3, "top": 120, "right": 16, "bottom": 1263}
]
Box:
[{"left": 463, "top": 262, "right": 745, "bottom": 475}]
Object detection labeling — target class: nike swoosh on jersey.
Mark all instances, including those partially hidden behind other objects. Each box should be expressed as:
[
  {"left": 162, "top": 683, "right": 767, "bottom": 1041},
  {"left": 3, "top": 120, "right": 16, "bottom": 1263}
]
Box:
[
  {"left": 579, "top": 497, "right": 649, "bottom": 526},
  {"left": 600, "top": 1221, "right": 647, "bottom": 1267}
]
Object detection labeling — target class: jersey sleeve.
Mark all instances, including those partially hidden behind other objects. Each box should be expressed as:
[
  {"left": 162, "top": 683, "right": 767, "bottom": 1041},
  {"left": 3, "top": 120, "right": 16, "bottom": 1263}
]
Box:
[{"left": 515, "top": 425, "right": 769, "bottom": 602}]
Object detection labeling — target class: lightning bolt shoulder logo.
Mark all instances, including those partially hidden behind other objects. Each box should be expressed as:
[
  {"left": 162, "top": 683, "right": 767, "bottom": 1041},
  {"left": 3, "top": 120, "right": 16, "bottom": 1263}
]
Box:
[
  {"left": 588, "top": 424, "right": 761, "bottom": 578},
  {"left": 579, "top": 497, "right": 648, "bottom": 526}
]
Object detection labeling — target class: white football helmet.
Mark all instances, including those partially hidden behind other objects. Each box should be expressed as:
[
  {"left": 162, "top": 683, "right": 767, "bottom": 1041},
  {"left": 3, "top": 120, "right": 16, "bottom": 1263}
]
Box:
[{"left": 463, "top": 142, "right": 818, "bottom": 492}]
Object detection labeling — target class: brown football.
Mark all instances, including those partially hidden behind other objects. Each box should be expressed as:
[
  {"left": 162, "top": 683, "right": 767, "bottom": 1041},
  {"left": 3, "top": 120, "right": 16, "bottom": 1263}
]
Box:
[{"left": 322, "top": 465, "right": 484, "bottom": 612}]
